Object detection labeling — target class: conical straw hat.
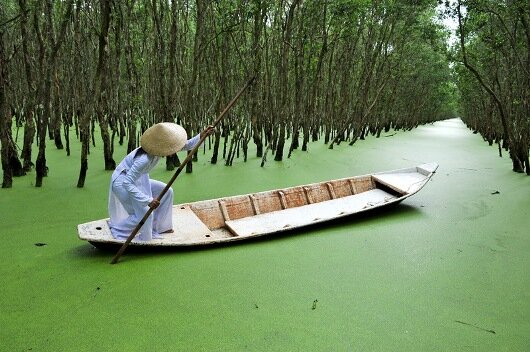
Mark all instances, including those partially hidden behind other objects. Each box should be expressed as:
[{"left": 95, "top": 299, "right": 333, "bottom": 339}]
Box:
[{"left": 140, "top": 123, "right": 188, "bottom": 157}]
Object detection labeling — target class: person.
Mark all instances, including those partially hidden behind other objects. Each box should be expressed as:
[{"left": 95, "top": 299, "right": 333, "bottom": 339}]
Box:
[{"left": 108, "top": 122, "right": 214, "bottom": 241}]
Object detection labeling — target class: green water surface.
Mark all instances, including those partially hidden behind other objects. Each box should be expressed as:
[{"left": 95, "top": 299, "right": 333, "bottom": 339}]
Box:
[{"left": 1, "top": 119, "right": 528, "bottom": 351}]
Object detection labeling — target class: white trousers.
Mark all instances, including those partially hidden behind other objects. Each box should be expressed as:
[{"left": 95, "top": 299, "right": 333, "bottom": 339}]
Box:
[{"left": 110, "top": 177, "right": 173, "bottom": 241}]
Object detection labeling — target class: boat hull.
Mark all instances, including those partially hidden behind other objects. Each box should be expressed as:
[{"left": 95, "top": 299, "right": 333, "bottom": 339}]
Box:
[{"left": 78, "top": 163, "right": 438, "bottom": 247}]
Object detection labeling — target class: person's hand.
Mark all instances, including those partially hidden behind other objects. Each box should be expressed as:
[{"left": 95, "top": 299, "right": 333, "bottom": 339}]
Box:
[
  {"left": 149, "top": 199, "right": 160, "bottom": 209},
  {"left": 201, "top": 125, "right": 215, "bottom": 139}
]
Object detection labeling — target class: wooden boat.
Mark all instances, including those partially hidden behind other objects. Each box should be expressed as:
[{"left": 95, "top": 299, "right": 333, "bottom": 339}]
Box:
[{"left": 78, "top": 162, "right": 438, "bottom": 247}]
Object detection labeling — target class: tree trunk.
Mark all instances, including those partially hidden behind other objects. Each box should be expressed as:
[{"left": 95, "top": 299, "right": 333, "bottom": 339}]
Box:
[
  {"left": 0, "top": 29, "right": 25, "bottom": 187},
  {"left": 95, "top": 0, "right": 116, "bottom": 171},
  {"left": 73, "top": 0, "right": 89, "bottom": 187},
  {"left": 52, "top": 73, "right": 63, "bottom": 149},
  {"left": 18, "top": 0, "right": 36, "bottom": 172},
  {"left": 274, "top": 0, "right": 300, "bottom": 161},
  {"left": 36, "top": 0, "right": 74, "bottom": 187},
  {"left": 184, "top": 0, "right": 207, "bottom": 174},
  {"left": 210, "top": 130, "right": 221, "bottom": 164},
  {"left": 76, "top": 109, "right": 89, "bottom": 188},
  {"left": 251, "top": 0, "right": 265, "bottom": 158}
]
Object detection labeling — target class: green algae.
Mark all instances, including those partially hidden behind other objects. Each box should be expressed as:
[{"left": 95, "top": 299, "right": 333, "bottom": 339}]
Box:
[{"left": 1, "top": 119, "right": 529, "bottom": 351}]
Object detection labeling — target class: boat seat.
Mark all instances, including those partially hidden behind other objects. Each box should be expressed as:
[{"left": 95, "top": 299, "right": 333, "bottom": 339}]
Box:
[
  {"left": 225, "top": 189, "right": 397, "bottom": 238},
  {"left": 171, "top": 206, "right": 215, "bottom": 241},
  {"left": 372, "top": 173, "right": 426, "bottom": 194}
]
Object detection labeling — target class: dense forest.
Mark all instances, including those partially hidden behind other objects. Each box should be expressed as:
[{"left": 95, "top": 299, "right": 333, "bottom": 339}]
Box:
[
  {"left": 0, "top": 0, "right": 528, "bottom": 189},
  {"left": 449, "top": 0, "right": 530, "bottom": 175}
]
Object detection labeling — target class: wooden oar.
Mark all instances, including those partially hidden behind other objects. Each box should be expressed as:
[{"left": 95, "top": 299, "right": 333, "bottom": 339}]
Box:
[{"left": 110, "top": 76, "right": 256, "bottom": 264}]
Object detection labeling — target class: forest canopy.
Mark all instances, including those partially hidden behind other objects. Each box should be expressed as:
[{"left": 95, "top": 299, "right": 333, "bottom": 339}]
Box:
[{"left": 3, "top": 0, "right": 524, "bottom": 189}]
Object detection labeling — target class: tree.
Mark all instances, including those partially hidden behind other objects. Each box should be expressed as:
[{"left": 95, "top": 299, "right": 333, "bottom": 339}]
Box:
[
  {"left": 1, "top": 3, "right": 25, "bottom": 188},
  {"left": 453, "top": 0, "right": 530, "bottom": 174},
  {"left": 34, "top": 0, "right": 74, "bottom": 187},
  {"left": 1, "top": 0, "right": 461, "bottom": 187}
]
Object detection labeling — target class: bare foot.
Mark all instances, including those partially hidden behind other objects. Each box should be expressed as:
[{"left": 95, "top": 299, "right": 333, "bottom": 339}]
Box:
[{"left": 161, "top": 229, "right": 174, "bottom": 234}]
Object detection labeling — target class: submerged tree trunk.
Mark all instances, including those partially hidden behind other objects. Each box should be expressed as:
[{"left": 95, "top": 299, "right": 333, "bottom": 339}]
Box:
[
  {"left": 73, "top": 0, "right": 89, "bottom": 188},
  {"left": 35, "top": 0, "right": 74, "bottom": 187},
  {"left": 274, "top": 0, "right": 300, "bottom": 161},
  {"left": 250, "top": 0, "right": 265, "bottom": 158},
  {"left": 210, "top": 129, "right": 221, "bottom": 164},
  {"left": 76, "top": 109, "right": 89, "bottom": 188},
  {"left": 166, "top": 0, "right": 180, "bottom": 171},
  {"left": 95, "top": 0, "right": 116, "bottom": 171},
  {"left": 51, "top": 74, "right": 63, "bottom": 150},
  {"left": 18, "top": 0, "right": 36, "bottom": 172},
  {"left": 21, "top": 111, "right": 35, "bottom": 171},
  {"left": 0, "top": 29, "right": 25, "bottom": 187}
]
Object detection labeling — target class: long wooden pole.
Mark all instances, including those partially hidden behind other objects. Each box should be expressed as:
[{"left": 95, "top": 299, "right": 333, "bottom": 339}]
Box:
[{"left": 110, "top": 76, "right": 255, "bottom": 264}]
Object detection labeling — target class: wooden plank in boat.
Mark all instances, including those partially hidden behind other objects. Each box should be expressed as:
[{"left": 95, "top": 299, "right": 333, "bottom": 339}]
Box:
[
  {"left": 172, "top": 206, "right": 215, "bottom": 241},
  {"left": 225, "top": 189, "right": 396, "bottom": 238},
  {"left": 372, "top": 172, "right": 426, "bottom": 194}
]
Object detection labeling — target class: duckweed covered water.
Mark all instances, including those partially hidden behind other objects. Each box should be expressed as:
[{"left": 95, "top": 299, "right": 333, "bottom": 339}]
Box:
[{"left": 1, "top": 119, "right": 529, "bottom": 351}]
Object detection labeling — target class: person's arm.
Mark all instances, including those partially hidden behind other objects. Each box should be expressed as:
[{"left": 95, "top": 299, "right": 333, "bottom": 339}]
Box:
[
  {"left": 181, "top": 133, "right": 201, "bottom": 151},
  {"left": 201, "top": 125, "right": 215, "bottom": 139},
  {"left": 181, "top": 126, "right": 215, "bottom": 151}
]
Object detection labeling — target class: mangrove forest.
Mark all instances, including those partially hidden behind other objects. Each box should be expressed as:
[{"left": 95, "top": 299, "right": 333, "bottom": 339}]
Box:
[{"left": 0, "top": 0, "right": 529, "bottom": 188}]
